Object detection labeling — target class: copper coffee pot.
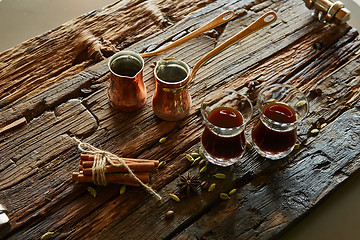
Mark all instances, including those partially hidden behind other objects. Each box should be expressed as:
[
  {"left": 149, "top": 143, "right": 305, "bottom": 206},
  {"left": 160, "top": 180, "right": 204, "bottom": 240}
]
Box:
[
  {"left": 152, "top": 11, "right": 278, "bottom": 121},
  {"left": 107, "top": 10, "right": 235, "bottom": 112}
]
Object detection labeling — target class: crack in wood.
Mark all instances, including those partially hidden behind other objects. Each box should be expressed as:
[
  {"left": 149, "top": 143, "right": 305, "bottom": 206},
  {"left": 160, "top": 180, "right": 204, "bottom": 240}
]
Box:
[{"left": 313, "top": 160, "right": 331, "bottom": 171}]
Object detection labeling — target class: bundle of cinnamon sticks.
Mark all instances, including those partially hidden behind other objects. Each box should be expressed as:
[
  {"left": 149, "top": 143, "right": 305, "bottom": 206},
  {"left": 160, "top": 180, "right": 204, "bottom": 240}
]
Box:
[{"left": 71, "top": 154, "right": 159, "bottom": 186}]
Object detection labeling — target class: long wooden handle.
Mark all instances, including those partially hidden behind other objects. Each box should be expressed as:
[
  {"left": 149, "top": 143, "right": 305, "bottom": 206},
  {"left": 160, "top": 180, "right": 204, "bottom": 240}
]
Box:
[
  {"left": 188, "top": 11, "right": 278, "bottom": 83},
  {"left": 140, "top": 10, "right": 235, "bottom": 58}
]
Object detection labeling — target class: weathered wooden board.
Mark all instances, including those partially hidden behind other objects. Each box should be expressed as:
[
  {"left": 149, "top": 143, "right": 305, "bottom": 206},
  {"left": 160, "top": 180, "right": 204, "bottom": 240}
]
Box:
[
  {"left": 94, "top": 42, "right": 360, "bottom": 240},
  {"left": 0, "top": 0, "right": 359, "bottom": 239},
  {"left": 0, "top": 0, "right": 216, "bottom": 112}
]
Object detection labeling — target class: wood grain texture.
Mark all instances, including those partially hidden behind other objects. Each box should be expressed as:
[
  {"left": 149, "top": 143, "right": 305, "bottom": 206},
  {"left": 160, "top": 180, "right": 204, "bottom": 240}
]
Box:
[
  {"left": 0, "top": 0, "right": 359, "bottom": 239},
  {"left": 0, "top": 0, "right": 216, "bottom": 112}
]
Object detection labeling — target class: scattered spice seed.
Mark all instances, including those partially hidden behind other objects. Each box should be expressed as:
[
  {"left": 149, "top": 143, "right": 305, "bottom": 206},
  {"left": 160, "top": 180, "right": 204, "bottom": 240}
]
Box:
[
  {"left": 295, "top": 100, "right": 307, "bottom": 108},
  {"left": 313, "top": 88, "right": 323, "bottom": 96},
  {"left": 200, "top": 165, "right": 207, "bottom": 173},
  {"left": 208, "top": 183, "right": 216, "bottom": 192},
  {"left": 157, "top": 161, "right": 166, "bottom": 169},
  {"left": 199, "top": 159, "right": 207, "bottom": 167},
  {"left": 201, "top": 181, "right": 209, "bottom": 190},
  {"left": 165, "top": 210, "right": 175, "bottom": 219},
  {"left": 170, "top": 193, "right": 180, "bottom": 202},
  {"left": 191, "top": 157, "right": 201, "bottom": 166},
  {"left": 265, "top": 98, "right": 276, "bottom": 104},
  {"left": 186, "top": 154, "right": 194, "bottom": 162},
  {"left": 213, "top": 173, "right": 226, "bottom": 179},
  {"left": 320, "top": 123, "right": 327, "bottom": 129},
  {"left": 311, "top": 128, "right": 320, "bottom": 135},
  {"left": 120, "top": 185, "right": 126, "bottom": 195},
  {"left": 159, "top": 137, "right": 167, "bottom": 144},
  {"left": 177, "top": 173, "right": 200, "bottom": 197},
  {"left": 191, "top": 153, "right": 201, "bottom": 158},
  {"left": 40, "top": 232, "right": 54, "bottom": 240},
  {"left": 220, "top": 193, "right": 230, "bottom": 200},
  {"left": 246, "top": 140, "right": 253, "bottom": 150},
  {"left": 87, "top": 186, "right": 97, "bottom": 197},
  {"left": 229, "top": 189, "right": 237, "bottom": 195},
  {"left": 199, "top": 147, "right": 205, "bottom": 159},
  {"left": 294, "top": 143, "right": 300, "bottom": 150}
]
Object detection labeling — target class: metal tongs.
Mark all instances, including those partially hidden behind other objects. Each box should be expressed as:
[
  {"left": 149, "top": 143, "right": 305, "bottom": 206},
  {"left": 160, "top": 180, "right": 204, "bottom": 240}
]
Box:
[{"left": 0, "top": 204, "right": 10, "bottom": 237}]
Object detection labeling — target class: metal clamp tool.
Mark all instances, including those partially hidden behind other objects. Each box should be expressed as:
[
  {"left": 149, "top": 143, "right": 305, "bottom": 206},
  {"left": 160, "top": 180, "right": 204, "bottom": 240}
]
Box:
[
  {"left": 303, "top": 0, "right": 351, "bottom": 24},
  {"left": 0, "top": 204, "right": 11, "bottom": 237}
]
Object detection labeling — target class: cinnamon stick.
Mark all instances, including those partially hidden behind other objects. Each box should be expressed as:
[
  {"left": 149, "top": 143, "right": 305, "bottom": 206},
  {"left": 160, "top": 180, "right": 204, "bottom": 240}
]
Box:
[
  {"left": 81, "top": 161, "right": 157, "bottom": 174},
  {"left": 71, "top": 172, "right": 149, "bottom": 185}
]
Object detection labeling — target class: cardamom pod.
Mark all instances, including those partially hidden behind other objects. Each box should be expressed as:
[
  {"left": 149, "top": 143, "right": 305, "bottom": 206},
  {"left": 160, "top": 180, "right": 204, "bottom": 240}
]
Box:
[
  {"left": 265, "top": 98, "right": 276, "bottom": 104},
  {"left": 191, "top": 157, "right": 201, "bottom": 166},
  {"left": 120, "top": 185, "right": 126, "bottom": 195},
  {"left": 157, "top": 161, "right": 166, "bottom": 169},
  {"left": 199, "top": 165, "right": 207, "bottom": 173},
  {"left": 311, "top": 128, "right": 319, "bottom": 134},
  {"left": 220, "top": 193, "right": 230, "bottom": 200},
  {"left": 199, "top": 147, "right": 205, "bottom": 159},
  {"left": 159, "top": 137, "right": 167, "bottom": 143},
  {"left": 191, "top": 153, "right": 200, "bottom": 158},
  {"left": 186, "top": 154, "right": 194, "bottom": 162},
  {"left": 229, "top": 189, "right": 237, "bottom": 195},
  {"left": 213, "top": 173, "right": 226, "bottom": 179},
  {"left": 87, "top": 186, "right": 97, "bottom": 197},
  {"left": 295, "top": 100, "right": 307, "bottom": 108},
  {"left": 246, "top": 140, "right": 253, "bottom": 149},
  {"left": 40, "top": 232, "right": 54, "bottom": 240},
  {"left": 208, "top": 183, "right": 216, "bottom": 192},
  {"left": 320, "top": 123, "right": 327, "bottom": 129},
  {"left": 170, "top": 193, "right": 180, "bottom": 202},
  {"left": 294, "top": 143, "right": 300, "bottom": 150}
]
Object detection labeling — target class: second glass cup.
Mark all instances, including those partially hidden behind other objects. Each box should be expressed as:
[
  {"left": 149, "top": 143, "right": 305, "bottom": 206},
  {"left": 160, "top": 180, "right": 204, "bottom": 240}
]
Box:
[
  {"left": 251, "top": 84, "right": 309, "bottom": 160},
  {"left": 200, "top": 90, "right": 253, "bottom": 167}
]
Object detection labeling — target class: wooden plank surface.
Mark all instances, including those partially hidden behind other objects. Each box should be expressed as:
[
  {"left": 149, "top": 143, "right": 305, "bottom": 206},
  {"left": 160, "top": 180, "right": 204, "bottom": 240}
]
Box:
[{"left": 0, "top": 0, "right": 359, "bottom": 239}]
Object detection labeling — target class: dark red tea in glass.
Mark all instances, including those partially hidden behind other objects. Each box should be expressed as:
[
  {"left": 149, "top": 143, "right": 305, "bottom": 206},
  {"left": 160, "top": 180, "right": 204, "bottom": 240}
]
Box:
[
  {"left": 251, "top": 84, "right": 309, "bottom": 160},
  {"left": 202, "top": 107, "right": 246, "bottom": 159},
  {"left": 252, "top": 102, "right": 297, "bottom": 153},
  {"left": 200, "top": 90, "right": 253, "bottom": 167}
]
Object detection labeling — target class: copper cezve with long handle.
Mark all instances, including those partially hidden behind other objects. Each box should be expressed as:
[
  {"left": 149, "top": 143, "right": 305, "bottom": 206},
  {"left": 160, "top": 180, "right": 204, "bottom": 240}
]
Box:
[
  {"left": 107, "top": 10, "right": 235, "bottom": 112},
  {"left": 152, "top": 11, "right": 278, "bottom": 121}
]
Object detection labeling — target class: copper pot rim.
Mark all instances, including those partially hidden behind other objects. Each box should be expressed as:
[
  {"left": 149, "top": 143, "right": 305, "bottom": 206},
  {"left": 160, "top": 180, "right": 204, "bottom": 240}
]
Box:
[
  {"left": 108, "top": 51, "right": 145, "bottom": 79},
  {"left": 154, "top": 59, "right": 191, "bottom": 88}
]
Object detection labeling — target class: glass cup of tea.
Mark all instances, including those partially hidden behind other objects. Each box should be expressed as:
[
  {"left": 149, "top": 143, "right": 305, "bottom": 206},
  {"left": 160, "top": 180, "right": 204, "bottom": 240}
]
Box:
[
  {"left": 200, "top": 90, "right": 253, "bottom": 167},
  {"left": 251, "top": 84, "right": 309, "bottom": 160}
]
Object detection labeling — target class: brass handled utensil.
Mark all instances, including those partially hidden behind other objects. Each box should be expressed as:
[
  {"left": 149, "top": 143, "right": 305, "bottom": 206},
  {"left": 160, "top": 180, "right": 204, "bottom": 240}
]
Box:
[
  {"left": 188, "top": 11, "right": 278, "bottom": 85},
  {"left": 140, "top": 10, "right": 236, "bottom": 58},
  {"left": 152, "top": 11, "right": 278, "bottom": 121},
  {"left": 107, "top": 10, "right": 235, "bottom": 112}
]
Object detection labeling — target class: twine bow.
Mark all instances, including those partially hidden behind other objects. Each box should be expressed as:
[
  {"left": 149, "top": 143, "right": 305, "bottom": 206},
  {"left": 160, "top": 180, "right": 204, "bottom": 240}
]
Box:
[{"left": 72, "top": 137, "right": 162, "bottom": 200}]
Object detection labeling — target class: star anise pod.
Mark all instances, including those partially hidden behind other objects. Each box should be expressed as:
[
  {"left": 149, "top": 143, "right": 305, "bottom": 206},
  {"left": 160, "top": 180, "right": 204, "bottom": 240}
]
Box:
[{"left": 177, "top": 173, "right": 201, "bottom": 197}]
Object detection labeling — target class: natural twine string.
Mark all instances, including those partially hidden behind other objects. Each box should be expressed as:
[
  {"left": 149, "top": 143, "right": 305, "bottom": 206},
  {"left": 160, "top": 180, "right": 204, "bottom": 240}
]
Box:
[{"left": 72, "top": 137, "right": 162, "bottom": 200}]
